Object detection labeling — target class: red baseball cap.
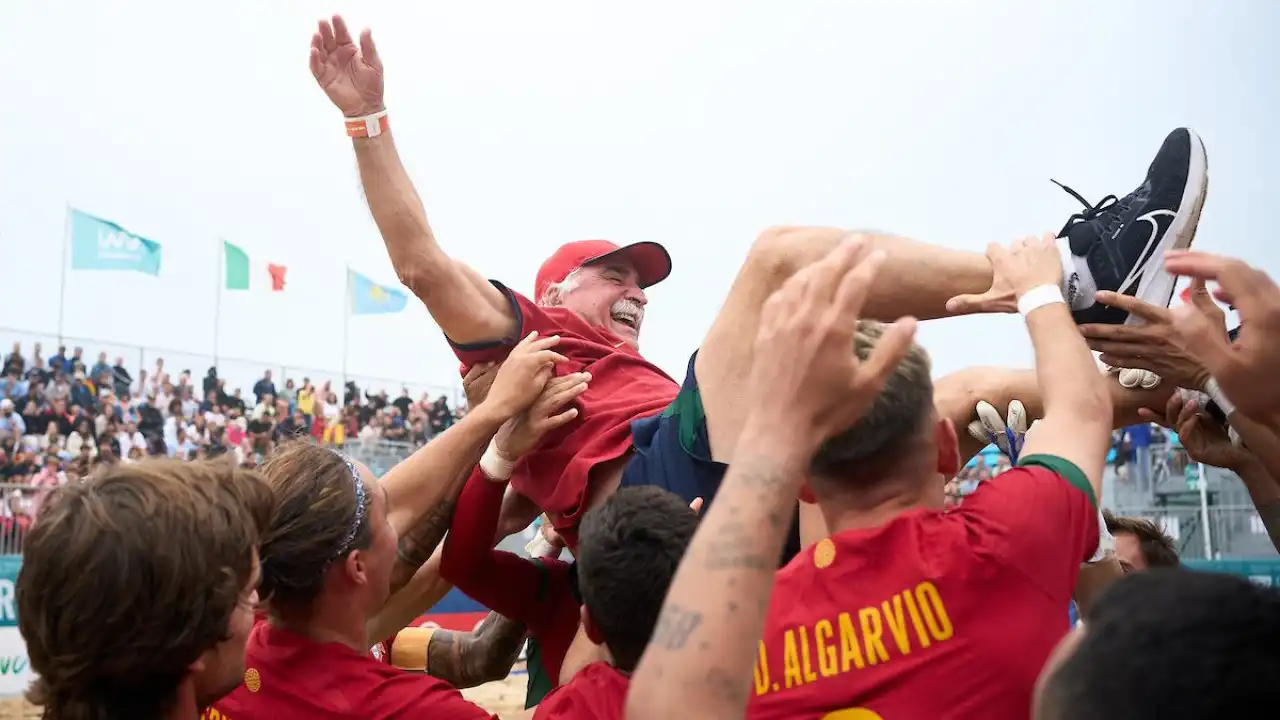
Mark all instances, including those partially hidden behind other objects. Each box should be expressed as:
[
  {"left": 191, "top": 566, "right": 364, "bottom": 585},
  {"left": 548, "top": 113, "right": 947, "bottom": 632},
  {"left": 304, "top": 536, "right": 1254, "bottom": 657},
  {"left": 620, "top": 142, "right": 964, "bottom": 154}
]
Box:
[{"left": 534, "top": 240, "right": 672, "bottom": 302}]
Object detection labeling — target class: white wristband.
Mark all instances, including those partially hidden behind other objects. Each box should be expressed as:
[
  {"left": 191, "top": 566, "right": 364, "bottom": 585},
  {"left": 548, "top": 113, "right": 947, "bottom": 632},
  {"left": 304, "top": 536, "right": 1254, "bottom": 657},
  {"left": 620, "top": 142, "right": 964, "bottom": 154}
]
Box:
[
  {"left": 1017, "top": 284, "right": 1066, "bottom": 317},
  {"left": 479, "top": 440, "right": 515, "bottom": 481},
  {"left": 345, "top": 110, "right": 389, "bottom": 139},
  {"left": 525, "top": 534, "right": 557, "bottom": 558},
  {"left": 1203, "top": 377, "right": 1237, "bottom": 419}
]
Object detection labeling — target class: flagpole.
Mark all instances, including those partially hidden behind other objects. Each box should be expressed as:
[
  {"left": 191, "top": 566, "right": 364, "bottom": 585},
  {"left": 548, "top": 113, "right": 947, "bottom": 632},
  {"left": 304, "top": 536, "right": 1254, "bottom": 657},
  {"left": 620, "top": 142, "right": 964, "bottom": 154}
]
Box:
[
  {"left": 213, "top": 238, "right": 223, "bottom": 365},
  {"left": 341, "top": 267, "right": 351, "bottom": 391},
  {"left": 57, "top": 205, "right": 71, "bottom": 345}
]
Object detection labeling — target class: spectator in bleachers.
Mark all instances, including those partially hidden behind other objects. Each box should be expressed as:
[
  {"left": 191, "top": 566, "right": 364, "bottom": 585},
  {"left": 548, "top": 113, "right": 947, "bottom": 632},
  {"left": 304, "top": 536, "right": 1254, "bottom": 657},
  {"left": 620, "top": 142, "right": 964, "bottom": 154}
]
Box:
[
  {"left": 253, "top": 369, "right": 277, "bottom": 403},
  {"left": 0, "top": 398, "right": 25, "bottom": 439},
  {"left": 1, "top": 340, "right": 468, "bottom": 543},
  {"left": 2, "top": 342, "right": 23, "bottom": 375}
]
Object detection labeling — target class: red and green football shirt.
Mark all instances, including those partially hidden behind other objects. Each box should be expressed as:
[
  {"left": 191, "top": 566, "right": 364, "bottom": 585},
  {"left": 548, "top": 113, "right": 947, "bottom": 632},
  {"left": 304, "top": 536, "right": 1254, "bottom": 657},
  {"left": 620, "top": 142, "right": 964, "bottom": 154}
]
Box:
[
  {"left": 746, "top": 455, "right": 1098, "bottom": 720},
  {"left": 450, "top": 281, "right": 678, "bottom": 547}
]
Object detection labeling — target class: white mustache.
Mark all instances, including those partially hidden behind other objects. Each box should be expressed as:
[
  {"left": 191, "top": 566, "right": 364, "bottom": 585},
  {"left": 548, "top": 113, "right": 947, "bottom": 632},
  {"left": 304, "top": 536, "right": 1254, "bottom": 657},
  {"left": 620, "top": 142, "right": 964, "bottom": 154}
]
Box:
[{"left": 611, "top": 298, "right": 644, "bottom": 322}]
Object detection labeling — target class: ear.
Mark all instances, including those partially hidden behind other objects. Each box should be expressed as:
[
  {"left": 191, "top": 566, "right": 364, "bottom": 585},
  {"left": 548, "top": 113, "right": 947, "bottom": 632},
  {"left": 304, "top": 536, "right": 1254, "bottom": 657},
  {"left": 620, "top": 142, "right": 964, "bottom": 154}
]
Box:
[
  {"left": 936, "top": 418, "right": 960, "bottom": 477},
  {"left": 580, "top": 605, "right": 605, "bottom": 646},
  {"left": 343, "top": 550, "right": 369, "bottom": 586},
  {"left": 188, "top": 648, "right": 211, "bottom": 675}
]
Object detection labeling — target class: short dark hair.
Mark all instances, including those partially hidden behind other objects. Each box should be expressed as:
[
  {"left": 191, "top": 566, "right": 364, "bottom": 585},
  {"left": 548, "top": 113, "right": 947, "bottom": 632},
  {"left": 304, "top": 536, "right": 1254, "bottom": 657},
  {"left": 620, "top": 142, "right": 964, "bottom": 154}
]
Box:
[
  {"left": 1038, "top": 570, "right": 1280, "bottom": 719},
  {"left": 1103, "top": 510, "right": 1179, "bottom": 568},
  {"left": 576, "top": 486, "right": 698, "bottom": 672},
  {"left": 18, "top": 459, "right": 271, "bottom": 718},
  {"left": 811, "top": 321, "right": 933, "bottom": 480}
]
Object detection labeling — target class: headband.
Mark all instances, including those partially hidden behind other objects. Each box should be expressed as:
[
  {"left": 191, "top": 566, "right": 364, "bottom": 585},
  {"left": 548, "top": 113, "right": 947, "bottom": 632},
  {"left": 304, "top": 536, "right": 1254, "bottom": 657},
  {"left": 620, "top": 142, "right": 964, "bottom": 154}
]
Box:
[{"left": 329, "top": 449, "right": 367, "bottom": 561}]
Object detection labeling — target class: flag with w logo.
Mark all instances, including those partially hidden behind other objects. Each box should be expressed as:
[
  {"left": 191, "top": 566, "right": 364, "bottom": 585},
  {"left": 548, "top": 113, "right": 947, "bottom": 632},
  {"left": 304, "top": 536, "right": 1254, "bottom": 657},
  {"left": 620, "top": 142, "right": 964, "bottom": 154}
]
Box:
[{"left": 68, "top": 208, "right": 162, "bottom": 276}]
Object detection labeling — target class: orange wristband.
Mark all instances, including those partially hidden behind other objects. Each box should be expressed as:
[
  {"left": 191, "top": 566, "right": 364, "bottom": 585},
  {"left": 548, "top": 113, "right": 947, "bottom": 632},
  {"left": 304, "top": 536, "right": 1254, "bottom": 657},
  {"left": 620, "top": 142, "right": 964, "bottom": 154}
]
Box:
[{"left": 345, "top": 111, "right": 389, "bottom": 139}]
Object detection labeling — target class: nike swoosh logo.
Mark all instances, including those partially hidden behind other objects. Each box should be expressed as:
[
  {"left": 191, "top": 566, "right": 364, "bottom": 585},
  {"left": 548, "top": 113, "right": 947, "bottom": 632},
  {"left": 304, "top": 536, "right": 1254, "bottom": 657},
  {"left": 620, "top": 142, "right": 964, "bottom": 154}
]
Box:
[{"left": 1116, "top": 209, "right": 1175, "bottom": 294}]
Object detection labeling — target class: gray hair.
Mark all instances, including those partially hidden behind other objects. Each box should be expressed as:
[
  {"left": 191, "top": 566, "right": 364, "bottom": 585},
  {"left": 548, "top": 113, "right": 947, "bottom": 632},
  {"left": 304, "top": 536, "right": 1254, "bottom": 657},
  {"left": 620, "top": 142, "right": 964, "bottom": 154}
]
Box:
[{"left": 538, "top": 267, "right": 584, "bottom": 307}]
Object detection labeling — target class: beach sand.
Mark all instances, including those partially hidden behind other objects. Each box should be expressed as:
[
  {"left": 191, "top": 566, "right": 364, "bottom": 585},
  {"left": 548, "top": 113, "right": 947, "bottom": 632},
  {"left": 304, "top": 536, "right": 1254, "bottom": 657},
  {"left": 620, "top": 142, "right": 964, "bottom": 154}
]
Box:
[{"left": 0, "top": 666, "right": 532, "bottom": 719}]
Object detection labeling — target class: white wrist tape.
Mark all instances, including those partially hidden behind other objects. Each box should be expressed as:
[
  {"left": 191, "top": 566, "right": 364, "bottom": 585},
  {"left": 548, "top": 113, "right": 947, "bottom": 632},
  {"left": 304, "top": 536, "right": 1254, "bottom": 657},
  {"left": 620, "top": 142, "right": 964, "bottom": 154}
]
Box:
[
  {"left": 525, "top": 533, "right": 557, "bottom": 558},
  {"left": 1203, "top": 377, "right": 1237, "bottom": 419},
  {"left": 1018, "top": 284, "right": 1066, "bottom": 317},
  {"left": 478, "top": 440, "right": 516, "bottom": 481},
  {"left": 1087, "top": 507, "right": 1116, "bottom": 564}
]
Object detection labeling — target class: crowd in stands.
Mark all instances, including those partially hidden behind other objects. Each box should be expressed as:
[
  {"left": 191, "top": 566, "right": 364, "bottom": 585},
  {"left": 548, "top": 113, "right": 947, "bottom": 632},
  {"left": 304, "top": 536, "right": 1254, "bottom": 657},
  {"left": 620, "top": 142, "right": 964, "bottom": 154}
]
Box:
[{"left": 0, "top": 340, "right": 464, "bottom": 501}]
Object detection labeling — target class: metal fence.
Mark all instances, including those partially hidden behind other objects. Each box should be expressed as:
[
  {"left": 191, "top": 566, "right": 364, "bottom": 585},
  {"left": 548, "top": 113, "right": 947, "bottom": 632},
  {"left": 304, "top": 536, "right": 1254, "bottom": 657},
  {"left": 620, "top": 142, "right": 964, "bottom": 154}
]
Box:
[
  {"left": 0, "top": 326, "right": 464, "bottom": 408},
  {"left": 0, "top": 484, "right": 47, "bottom": 556}
]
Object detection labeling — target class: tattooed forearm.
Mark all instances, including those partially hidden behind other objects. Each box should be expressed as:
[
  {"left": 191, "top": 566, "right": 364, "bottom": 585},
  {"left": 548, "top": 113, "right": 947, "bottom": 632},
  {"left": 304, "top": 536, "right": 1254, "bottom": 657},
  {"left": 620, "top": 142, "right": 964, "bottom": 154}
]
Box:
[
  {"left": 651, "top": 604, "right": 703, "bottom": 650},
  {"left": 390, "top": 498, "right": 458, "bottom": 593},
  {"left": 426, "top": 612, "right": 527, "bottom": 688},
  {"left": 702, "top": 502, "right": 788, "bottom": 572},
  {"left": 629, "top": 455, "right": 801, "bottom": 720}
]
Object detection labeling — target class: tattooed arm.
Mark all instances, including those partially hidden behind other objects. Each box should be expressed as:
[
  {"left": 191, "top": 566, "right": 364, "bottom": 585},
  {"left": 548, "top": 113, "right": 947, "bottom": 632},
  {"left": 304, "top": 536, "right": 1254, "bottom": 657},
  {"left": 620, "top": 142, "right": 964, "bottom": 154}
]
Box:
[
  {"left": 630, "top": 447, "right": 803, "bottom": 719},
  {"left": 423, "top": 612, "right": 528, "bottom": 688},
  {"left": 381, "top": 332, "right": 569, "bottom": 594},
  {"left": 381, "top": 405, "right": 508, "bottom": 594},
  {"left": 629, "top": 239, "right": 911, "bottom": 719}
]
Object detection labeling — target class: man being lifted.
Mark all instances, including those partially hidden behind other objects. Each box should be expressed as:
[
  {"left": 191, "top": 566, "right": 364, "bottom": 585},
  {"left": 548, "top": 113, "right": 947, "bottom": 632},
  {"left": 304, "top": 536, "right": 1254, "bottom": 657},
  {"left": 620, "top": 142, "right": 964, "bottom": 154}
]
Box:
[{"left": 310, "top": 15, "right": 1207, "bottom": 547}]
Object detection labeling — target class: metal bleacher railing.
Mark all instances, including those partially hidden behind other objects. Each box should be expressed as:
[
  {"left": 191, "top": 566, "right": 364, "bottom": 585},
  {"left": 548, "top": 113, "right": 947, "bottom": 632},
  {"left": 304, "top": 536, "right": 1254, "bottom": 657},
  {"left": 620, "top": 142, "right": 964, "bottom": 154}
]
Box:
[{"left": 0, "top": 326, "right": 465, "bottom": 409}]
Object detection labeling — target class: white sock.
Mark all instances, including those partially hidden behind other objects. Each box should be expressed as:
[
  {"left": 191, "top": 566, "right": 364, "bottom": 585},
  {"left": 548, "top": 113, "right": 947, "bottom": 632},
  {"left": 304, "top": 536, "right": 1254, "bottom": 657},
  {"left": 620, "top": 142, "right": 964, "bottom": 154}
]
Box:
[{"left": 1060, "top": 242, "right": 1097, "bottom": 310}]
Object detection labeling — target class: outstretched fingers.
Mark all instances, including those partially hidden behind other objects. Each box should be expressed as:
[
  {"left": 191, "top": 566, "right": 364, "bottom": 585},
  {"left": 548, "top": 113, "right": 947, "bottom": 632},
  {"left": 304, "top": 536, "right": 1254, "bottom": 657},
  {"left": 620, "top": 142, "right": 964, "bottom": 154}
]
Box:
[
  {"left": 359, "top": 28, "right": 381, "bottom": 69},
  {"left": 331, "top": 15, "right": 354, "bottom": 45}
]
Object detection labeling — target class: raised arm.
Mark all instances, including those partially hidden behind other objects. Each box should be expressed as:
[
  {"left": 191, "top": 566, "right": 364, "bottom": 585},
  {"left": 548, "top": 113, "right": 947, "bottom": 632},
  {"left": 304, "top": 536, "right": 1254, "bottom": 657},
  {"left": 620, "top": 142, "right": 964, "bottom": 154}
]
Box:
[
  {"left": 1004, "top": 235, "right": 1113, "bottom": 498},
  {"left": 310, "top": 15, "right": 515, "bottom": 344},
  {"left": 380, "top": 333, "right": 568, "bottom": 594},
  {"left": 631, "top": 241, "right": 915, "bottom": 719},
  {"left": 440, "top": 372, "right": 587, "bottom": 621}
]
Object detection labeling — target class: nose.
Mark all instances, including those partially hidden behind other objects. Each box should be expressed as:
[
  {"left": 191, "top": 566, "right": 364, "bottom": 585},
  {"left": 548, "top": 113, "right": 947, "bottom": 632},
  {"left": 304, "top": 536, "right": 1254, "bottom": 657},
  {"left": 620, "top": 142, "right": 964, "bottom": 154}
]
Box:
[{"left": 628, "top": 286, "right": 648, "bottom": 307}]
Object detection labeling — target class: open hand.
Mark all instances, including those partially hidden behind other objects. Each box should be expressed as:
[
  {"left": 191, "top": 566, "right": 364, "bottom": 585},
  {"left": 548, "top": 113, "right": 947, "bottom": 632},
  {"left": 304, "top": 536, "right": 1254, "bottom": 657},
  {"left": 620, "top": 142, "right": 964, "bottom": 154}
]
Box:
[
  {"left": 947, "top": 233, "right": 1061, "bottom": 315},
  {"left": 482, "top": 332, "right": 568, "bottom": 419},
  {"left": 1077, "top": 283, "right": 1214, "bottom": 391},
  {"left": 1164, "top": 251, "right": 1280, "bottom": 424},
  {"left": 310, "top": 15, "right": 385, "bottom": 118},
  {"left": 494, "top": 372, "right": 590, "bottom": 459},
  {"left": 1139, "top": 389, "right": 1251, "bottom": 471},
  {"left": 744, "top": 237, "right": 918, "bottom": 461},
  {"left": 462, "top": 362, "right": 500, "bottom": 409}
]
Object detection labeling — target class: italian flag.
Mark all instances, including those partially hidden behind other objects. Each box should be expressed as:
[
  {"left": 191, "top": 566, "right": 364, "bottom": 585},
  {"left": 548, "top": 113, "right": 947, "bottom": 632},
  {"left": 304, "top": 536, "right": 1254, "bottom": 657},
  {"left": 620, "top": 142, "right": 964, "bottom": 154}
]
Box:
[{"left": 224, "top": 240, "right": 286, "bottom": 291}]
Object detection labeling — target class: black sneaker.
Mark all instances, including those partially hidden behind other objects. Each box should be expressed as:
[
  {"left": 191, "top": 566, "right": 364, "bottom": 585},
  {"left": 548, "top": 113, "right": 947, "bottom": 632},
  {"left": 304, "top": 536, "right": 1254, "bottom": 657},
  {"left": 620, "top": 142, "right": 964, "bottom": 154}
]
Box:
[{"left": 1055, "top": 128, "right": 1209, "bottom": 325}]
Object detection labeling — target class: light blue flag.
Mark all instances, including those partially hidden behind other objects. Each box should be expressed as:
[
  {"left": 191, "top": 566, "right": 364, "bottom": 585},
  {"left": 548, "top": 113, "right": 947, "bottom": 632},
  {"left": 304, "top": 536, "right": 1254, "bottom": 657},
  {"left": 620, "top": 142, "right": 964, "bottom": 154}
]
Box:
[
  {"left": 348, "top": 269, "right": 408, "bottom": 315},
  {"left": 68, "top": 208, "right": 163, "bottom": 275}
]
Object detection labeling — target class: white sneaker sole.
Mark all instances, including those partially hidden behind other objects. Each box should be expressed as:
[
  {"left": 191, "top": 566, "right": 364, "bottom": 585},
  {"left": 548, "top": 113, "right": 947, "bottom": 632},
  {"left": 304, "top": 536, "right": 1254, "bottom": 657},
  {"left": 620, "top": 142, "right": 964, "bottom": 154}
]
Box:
[{"left": 1127, "top": 129, "right": 1209, "bottom": 326}]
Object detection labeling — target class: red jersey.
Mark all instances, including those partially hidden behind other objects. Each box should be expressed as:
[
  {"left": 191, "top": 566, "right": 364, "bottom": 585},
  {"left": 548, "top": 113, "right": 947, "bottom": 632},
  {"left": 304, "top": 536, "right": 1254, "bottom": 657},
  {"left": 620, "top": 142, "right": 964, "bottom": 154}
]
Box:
[
  {"left": 440, "top": 467, "right": 582, "bottom": 680},
  {"left": 451, "top": 282, "right": 678, "bottom": 544},
  {"left": 746, "top": 456, "right": 1098, "bottom": 720},
  {"left": 534, "top": 662, "right": 630, "bottom": 719},
  {"left": 205, "top": 621, "right": 494, "bottom": 720}
]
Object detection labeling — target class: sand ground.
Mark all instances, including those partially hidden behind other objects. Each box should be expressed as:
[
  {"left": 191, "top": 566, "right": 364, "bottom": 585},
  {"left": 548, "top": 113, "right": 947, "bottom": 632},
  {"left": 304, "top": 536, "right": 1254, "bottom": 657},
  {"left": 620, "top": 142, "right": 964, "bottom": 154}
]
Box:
[{"left": 0, "top": 665, "right": 532, "bottom": 719}]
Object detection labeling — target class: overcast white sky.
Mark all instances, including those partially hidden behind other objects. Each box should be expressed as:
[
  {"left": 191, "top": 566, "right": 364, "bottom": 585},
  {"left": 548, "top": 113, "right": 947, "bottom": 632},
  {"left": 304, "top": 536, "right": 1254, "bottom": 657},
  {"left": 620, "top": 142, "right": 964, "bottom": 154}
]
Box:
[{"left": 0, "top": 0, "right": 1275, "bottom": 398}]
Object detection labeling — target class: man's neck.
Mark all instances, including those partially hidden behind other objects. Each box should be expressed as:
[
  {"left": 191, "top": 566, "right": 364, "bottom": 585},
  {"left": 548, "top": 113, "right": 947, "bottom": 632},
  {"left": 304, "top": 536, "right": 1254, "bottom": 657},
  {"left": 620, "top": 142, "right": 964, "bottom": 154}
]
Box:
[
  {"left": 820, "top": 476, "right": 942, "bottom": 536},
  {"left": 273, "top": 599, "right": 369, "bottom": 654}
]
